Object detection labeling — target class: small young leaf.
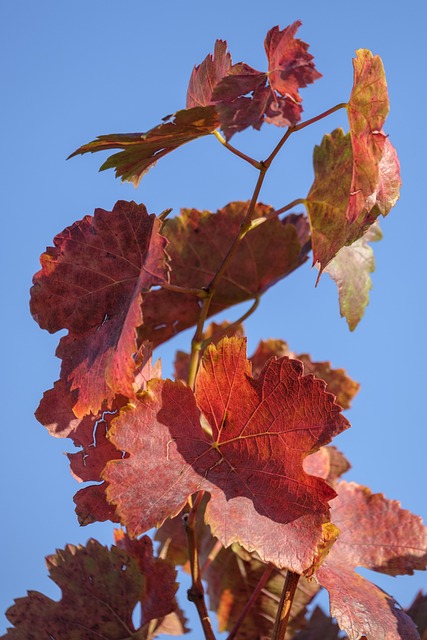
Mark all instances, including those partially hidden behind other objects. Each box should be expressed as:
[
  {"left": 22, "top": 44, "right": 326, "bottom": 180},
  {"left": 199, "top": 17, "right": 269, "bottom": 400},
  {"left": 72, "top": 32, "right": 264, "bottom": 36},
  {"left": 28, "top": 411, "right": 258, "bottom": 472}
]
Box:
[
  {"left": 186, "top": 39, "right": 232, "bottom": 108},
  {"left": 212, "top": 21, "right": 321, "bottom": 139}
]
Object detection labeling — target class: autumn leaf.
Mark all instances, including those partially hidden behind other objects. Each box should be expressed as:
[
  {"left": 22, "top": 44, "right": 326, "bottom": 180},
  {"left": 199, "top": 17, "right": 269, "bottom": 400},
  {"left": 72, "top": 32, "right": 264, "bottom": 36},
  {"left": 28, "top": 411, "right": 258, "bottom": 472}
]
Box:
[
  {"left": 186, "top": 39, "right": 232, "bottom": 108},
  {"left": 102, "top": 337, "right": 348, "bottom": 573},
  {"left": 323, "top": 221, "right": 383, "bottom": 331},
  {"left": 138, "top": 203, "right": 310, "bottom": 347},
  {"left": 68, "top": 106, "right": 219, "bottom": 186},
  {"left": 212, "top": 21, "right": 321, "bottom": 139},
  {"left": 30, "top": 201, "right": 168, "bottom": 417},
  {"left": 294, "top": 606, "right": 342, "bottom": 639},
  {"left": 347, "top": 49, "right": 390, "bottom": 223},
  {"left": 250, "top": 338, "right": 360, "bottom": 409},
  {"left": 316, "top": 481, "right": 427, "bottom": 640},
  {"left": 406, "top": 591, "right": 427, "bottom": 639},
  {"left": 306, "top": 129, "right": 400, "bottom": 270},
  {"left": 2, "top": 539, "right": 180, "bottom": 639}
]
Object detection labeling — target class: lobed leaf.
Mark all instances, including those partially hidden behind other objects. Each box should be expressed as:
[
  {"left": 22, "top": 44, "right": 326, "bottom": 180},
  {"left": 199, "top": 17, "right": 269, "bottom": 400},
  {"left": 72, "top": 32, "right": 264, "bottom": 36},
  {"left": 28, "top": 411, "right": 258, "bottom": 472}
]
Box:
[
  {"left": 139, "top": 203, "right": 310, "bottom": 347},
  {"left": 316, "top": 481, "right": 427, "bottom": 639},
  {"left": 69, "top": 106, "right": 219, "bottom": 186},
  {"left": 212, "top": 21, "right": 321, "bottom": 139},
  {"left": 30, "top": 201, "right": 168, "bottom": 417},
  {"left": 2, "top": 538, "right": 180, "bottom": 639},
  {"left": 103, "top": 337, "right": 348, "bottom": 573}
]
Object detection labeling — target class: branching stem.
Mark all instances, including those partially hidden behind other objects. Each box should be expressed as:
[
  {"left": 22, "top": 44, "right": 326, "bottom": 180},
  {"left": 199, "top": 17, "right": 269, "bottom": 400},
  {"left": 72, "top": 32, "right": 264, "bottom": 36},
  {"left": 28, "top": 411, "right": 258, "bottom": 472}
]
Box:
[
  {"left": 271, "top": 570, "right": 300, "bottom": 640},
  {"left": 213, "top": 129, "right": 262, "bottom": 169}
]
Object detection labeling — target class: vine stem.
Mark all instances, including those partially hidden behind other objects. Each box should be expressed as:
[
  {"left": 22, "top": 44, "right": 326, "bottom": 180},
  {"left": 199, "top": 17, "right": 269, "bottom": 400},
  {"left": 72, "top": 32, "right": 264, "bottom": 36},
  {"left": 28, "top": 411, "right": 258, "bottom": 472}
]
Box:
[
  {"left": 213, "top": 129, "right": 262, "bottom": 169},
  {"left": 200, "top": 296, "right": 260, "bottom": 350},
  {"left": 271, "top": 570, "right": 300, "bottom": 640},
  {"left": 184, "top": 492, "right": 216, "bottom": 640},
  {"left": 226, "top": 563, "right": 274, "bottom": 640}
]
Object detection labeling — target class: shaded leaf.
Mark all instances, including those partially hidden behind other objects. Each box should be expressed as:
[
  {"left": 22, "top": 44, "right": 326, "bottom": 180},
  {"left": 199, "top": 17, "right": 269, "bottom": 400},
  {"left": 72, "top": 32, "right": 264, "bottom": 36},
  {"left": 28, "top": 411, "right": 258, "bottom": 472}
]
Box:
[
  {"left": 103, "top": 337, "right": 348, "bottom": 573},
  {"left": 139, "top": 203, "right": 309, "bottom": 347},
  {"left": 324, "top": 221, "right": 382, "bottom": 331},
  {"left": 306, "top": 129, "right": 400, "bottom": 270},
  {"left": 293, "top": 606, "right": 342, "bottom": 639},
  {"left": 406, "top": 591, "right": 427, "bottom": 640},
  {"left": 2, "top": 538, "right": 179, "bottom": 639},
  {"left": 250, "top": 338, "right": 359, "bottom": 409},
  {"left": 347, "top": 49, "right": 390, "bottom": 223},
  {"left": 317, "top": 481, "right": 427, "bottom": 639},
  {"left": 30, "top": 201, "right": 168, "bottom": 417},
  {"left": 186, "top": 40, "right": 232, "bottom": 108},
  {"left": 69, "top": 106, "right": 219, "bottom": 186}
]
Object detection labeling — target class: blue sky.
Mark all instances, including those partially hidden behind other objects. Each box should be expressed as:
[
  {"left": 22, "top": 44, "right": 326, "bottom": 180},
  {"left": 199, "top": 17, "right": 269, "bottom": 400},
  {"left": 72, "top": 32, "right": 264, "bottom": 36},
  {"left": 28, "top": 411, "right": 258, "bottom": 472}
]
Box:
[{"left": 1, "top": 1, "right": 426, "bottom": 637}]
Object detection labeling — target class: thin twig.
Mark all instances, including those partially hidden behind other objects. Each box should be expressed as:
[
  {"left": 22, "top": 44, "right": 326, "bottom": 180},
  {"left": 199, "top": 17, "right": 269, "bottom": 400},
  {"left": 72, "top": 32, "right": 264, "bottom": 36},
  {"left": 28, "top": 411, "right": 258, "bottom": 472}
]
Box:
[
  {"left": 226, "top": 563, "right": 275, "bottom": 640},
  {"left": 161, "top": 282, "right": 208, "bottom": 297},
  {"left": 183, "top": 493, "right": 216, "bottom": 640},
  {"left": 213, "top": 129, "right": 262, "bottom": 169},
  {"left": 271, "top": 570, "right": 300, "bottom": 640}
]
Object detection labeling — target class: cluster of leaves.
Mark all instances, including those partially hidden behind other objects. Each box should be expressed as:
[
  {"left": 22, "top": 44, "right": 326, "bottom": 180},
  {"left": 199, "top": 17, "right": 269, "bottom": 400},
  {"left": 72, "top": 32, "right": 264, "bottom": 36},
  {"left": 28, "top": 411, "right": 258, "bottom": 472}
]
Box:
[{"left": 4, "top": 21, "right": 426, "bottom": 640}]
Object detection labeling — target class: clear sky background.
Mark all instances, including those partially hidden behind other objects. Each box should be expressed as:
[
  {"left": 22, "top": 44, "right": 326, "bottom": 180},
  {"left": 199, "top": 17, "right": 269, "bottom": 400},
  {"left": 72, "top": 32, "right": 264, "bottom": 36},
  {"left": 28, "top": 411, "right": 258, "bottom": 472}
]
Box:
[{"left": 1, "top": 1, "right": 426, "bottom": 637}]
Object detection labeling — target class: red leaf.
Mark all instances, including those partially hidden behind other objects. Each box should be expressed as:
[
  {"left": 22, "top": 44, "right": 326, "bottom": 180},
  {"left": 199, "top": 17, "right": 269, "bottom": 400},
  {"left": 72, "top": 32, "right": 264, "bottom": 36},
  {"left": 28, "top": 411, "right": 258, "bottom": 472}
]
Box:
[
  {"left": 347, "top": 50, "right": 390, "bottom": 223},
  {"left": 265, "top": 22, "right": 322, "bottom": 101},
  {"left": 138, "top": 203, "right": 309, "bottom": 347},
  {"left": 316, "top": 481, "right": 427, "bottom": 639},
  {"left": 213, "top": 22, "right": 321, "bottom": 139},
  {"left": 306, "top": 129, "right": 401, "bottom": 270},
  {"left": 186, "top": 40, "right": 232, "bottom": 108},
  {"left": 69, "top": 106, "right": 219, "bottom": 185},
  {"left": 3, "top": 539, "right": 179, "bottom": 639},
  {"left": 30, "top": 201, "right": 168, "bottom": 417},
  {"left": 250, "top": 338, "right": 360, "bottom": 409},
  {"left": 103, "top": 337, "right": 348, "bottom": 572},
  {"left": 113, "top": 531, "right": 179, "bottom": 626}
]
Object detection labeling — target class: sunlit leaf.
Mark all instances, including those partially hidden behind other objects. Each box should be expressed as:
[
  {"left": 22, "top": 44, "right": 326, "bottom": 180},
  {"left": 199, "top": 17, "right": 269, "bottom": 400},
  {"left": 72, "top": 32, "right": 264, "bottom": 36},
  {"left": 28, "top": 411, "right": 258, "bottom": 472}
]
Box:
[
  {"left": 102, "top": 337, "right": 347, "bottom": 572},
  {"left": 69, "top": 106, "right": 219, "bottom": 185}
]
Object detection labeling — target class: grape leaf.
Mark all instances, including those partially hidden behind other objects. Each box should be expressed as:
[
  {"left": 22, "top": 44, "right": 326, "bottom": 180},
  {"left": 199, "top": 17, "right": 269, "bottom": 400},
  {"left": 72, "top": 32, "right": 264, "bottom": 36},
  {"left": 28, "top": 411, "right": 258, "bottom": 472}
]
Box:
[
  {"left": 250, "top": 338, "right": 359, "bottom": 409},
  {"left": 138, "top": 203, "right": 310, "bottom": 347},
  {"left": 30, "top": 201, "right": 168, "bottom": 417},
  {"left": 186, "top": 39, "right": 232, "bottom": 108},
  {"left": 406, "top": 591, "right": 427, "bottom": 639},
  {"left": 212, "top": 21, "right": 321, "bottom": 139},
  {"left": 293, "top": 606, "right": 342, "bottom": 639},
  {"left": 2, "top": 538, "right": 179, "bottom": 639},
  {"left": 323, "top": 221, "right": 383, "bottom": 331},
  {"left": 103, "top": 337, "right": 348, "bottom": 573},
  {"left": 316, "top": 481, "right": 427, "bottom": 640},
  {"left": 69, "top": 106, "right": 219, "bottom": 186},
  {"left": 347, "top": 49, "right": 390, "bottom": 224},
  {"left": 306, "top": 128, "right": 400, "bottom": 270}
]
